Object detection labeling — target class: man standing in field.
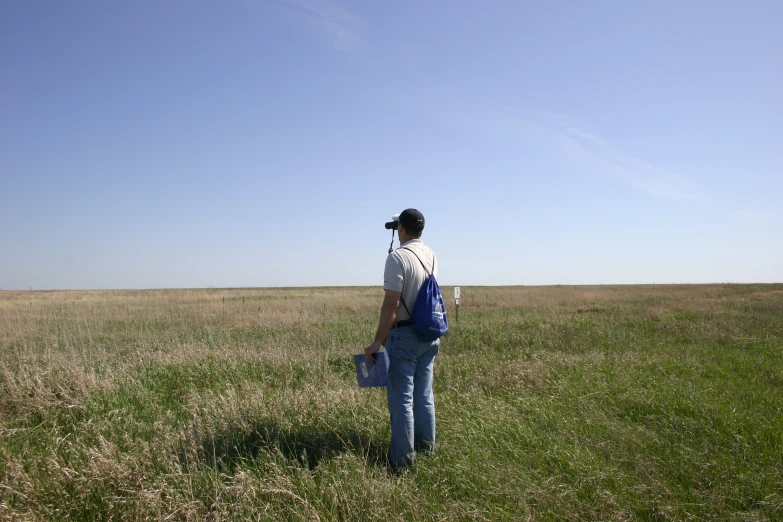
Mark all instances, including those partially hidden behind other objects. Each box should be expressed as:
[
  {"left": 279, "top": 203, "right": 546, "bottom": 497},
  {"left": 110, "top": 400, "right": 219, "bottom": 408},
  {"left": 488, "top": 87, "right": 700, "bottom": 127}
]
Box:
[{"left": 365, "top": 208, "right": 440, "bottom": 469}]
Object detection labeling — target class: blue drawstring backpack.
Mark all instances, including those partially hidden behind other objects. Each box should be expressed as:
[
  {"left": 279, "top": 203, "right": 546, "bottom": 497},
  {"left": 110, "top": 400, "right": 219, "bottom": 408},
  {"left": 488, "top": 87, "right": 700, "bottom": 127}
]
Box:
[{"left": 399, "top": 248, "right": 449, "bottom": 341}]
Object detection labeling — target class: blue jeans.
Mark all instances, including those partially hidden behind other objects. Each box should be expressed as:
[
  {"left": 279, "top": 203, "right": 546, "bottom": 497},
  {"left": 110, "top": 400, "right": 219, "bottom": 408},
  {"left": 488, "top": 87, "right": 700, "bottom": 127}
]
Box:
[{"left": 385, "top": 325, "right": 439, "bottom": 467}]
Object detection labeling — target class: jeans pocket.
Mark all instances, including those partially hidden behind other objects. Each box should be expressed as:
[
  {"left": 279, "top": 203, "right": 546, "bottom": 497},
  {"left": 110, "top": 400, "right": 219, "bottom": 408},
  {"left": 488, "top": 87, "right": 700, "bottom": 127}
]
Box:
[
  {"left": 393, "top": 345, "right": 417, "bottom": 363},
  {"left": 389, "top": 328, "right": 418, "bottom": 362}
]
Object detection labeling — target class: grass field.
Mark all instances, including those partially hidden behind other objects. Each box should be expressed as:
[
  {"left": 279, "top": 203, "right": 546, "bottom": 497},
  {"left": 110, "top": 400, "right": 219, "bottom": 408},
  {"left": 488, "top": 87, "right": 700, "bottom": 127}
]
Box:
[{"left": 1, "top": 284, "right": 782, "bottom": 521}]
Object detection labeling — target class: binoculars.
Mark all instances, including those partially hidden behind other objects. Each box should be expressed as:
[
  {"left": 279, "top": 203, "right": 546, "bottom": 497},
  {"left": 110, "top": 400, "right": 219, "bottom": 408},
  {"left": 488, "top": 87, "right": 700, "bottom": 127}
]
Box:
[{"left": 385, "top": 213, "right": 401, "bottom": 230}]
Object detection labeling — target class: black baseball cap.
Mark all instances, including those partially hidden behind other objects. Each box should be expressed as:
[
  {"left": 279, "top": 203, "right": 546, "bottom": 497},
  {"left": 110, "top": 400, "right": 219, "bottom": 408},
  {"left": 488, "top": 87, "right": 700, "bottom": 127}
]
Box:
[{"left": 399, "top": 208, "right": 425, "bottom": 233}]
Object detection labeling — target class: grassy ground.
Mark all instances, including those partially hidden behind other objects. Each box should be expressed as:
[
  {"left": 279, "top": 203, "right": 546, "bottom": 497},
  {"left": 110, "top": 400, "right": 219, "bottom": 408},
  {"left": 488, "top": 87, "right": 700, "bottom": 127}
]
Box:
[{"left": 1, "top": 285, "right": 781, "bottom": 521}]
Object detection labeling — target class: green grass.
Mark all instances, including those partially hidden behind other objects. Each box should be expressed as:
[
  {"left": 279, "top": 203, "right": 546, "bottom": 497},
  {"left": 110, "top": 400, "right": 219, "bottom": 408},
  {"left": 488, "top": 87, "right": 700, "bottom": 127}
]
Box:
[{"left": 1, "top": 285, "right": 782, "bottom": 520}]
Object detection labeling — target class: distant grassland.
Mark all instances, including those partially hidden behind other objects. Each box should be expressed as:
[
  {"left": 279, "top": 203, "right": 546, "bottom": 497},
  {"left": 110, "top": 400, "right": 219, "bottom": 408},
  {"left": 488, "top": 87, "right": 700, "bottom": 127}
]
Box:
[{"left": 1, "top": 285, "right": 782, "bottom": 521}]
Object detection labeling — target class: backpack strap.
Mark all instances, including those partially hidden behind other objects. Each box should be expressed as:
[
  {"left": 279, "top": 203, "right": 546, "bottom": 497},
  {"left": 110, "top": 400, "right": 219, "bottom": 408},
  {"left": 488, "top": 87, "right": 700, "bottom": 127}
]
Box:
[
  {"left": 397, "top": 247, "right": 435, "bottom": 321},
  {"left": 399, "top": 296, "right": 412, "bottom": 320},
  {"left": 400, "top": 247, "right": 435, "bottom": 276}
]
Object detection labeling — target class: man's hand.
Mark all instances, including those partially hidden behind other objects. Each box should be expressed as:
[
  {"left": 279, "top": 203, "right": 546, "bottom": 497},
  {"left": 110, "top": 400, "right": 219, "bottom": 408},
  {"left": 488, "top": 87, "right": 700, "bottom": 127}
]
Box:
[{"left": 364, "top": 341, "right": 382, "bottom": 366}]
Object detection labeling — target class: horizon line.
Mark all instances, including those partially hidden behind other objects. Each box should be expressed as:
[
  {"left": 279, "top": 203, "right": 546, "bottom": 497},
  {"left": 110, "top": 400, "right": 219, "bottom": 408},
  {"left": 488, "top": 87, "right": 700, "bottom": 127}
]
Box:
[{"left": 2, "top": 282, "right": 781, "bottom": 293}]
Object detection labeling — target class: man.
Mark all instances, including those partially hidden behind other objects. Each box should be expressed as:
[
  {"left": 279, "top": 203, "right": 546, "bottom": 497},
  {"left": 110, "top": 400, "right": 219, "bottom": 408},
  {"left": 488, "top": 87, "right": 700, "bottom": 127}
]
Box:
[{"left": 365, "top": 208, "right": 440, "bottom": 468}]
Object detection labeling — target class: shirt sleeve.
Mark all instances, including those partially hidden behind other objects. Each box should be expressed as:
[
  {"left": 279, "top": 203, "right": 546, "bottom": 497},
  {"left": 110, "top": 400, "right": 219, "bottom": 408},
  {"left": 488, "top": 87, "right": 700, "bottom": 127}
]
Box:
[{"left": 383, "top": 253, "right": 404, "bottom": 292}]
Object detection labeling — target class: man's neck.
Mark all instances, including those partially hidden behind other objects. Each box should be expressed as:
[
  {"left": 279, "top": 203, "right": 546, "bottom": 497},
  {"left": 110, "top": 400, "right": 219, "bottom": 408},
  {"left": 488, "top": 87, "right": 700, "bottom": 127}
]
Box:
[{"left": 400, "top": 237, "right": 422, "bottom": 247}]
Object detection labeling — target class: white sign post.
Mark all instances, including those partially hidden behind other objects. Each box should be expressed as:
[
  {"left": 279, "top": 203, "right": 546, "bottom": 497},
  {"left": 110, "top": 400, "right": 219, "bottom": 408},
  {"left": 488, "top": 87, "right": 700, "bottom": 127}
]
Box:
[{"left": 454, "top": 287, "right": 461, "bottom": 322}]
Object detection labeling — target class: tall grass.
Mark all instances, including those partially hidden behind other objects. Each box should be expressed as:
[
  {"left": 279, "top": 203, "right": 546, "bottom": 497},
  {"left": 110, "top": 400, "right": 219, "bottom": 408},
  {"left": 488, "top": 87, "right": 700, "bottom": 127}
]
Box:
[{"left": 1, "top": 285, "right": 782, "bottom": 520}]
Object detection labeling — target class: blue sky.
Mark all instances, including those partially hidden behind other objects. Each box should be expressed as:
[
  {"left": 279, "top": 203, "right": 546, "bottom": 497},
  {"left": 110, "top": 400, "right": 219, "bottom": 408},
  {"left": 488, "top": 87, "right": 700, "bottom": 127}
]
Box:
[{"left": 1, "top": 0, "right": 781, "bottom": 289}]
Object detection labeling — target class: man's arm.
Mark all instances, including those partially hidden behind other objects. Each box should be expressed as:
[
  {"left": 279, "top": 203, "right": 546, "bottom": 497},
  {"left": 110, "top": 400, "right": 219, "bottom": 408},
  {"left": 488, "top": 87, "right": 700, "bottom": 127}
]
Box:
[{"left": 364, "top": 289, "right": 401, "bottom": 365}]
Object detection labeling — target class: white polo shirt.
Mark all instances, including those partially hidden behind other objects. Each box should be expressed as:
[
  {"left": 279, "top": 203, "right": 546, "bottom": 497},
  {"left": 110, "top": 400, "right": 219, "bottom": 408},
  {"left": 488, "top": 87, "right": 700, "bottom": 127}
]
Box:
[{"left": 383, "top": 238, "right": 438, "bottom": 321}]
